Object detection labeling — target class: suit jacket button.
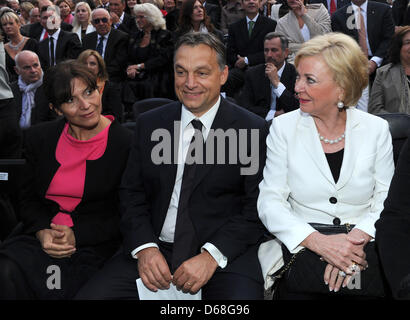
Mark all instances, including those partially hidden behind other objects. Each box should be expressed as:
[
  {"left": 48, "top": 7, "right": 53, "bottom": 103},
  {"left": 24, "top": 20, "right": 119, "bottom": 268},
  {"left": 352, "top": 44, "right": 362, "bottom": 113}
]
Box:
[
  {"left": 329, "top": 197, "right": 337, "bottom": 204},
  {"left": 333, "top": 217, "right": 341, "bottom": 225}
]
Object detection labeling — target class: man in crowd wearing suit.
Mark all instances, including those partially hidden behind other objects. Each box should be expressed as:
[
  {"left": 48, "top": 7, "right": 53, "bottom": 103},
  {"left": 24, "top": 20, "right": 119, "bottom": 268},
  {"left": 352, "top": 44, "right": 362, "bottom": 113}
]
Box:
[
  {"left": 331, "top": 0, "right": 395, "bottom": 78},
  {"left": 26, "top": 0, "right": 73, "bottom": 41},
  {"left": 10, "top": 51, "right": 56, "bottom": 129},
  {"left": 76, "top": 32, "right": 268, "bottom": 300},
  {"left": 240, "top": 32, "right": 299, "bottom": 120},
  {"left": 37, "top": 5, "right": 82, "bottom": 71},
  {"left": 224, "top": 0, "right": 276, "bottom": 98},
  {"left": 109, "top": 0, "right": 136, "bottom": 34},
  {"left": 82, "top": 8, "right": 128, "bottom": 82},
  {"left": 310, "top": 0, "right": 350, "bottom": 15}
]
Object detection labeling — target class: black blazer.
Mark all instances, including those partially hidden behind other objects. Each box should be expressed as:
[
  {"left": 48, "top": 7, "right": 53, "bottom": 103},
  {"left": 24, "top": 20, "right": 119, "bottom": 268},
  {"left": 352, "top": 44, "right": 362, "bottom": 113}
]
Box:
[
  {"left": 26, "top": 22, "right": 73, "bottom": 41},
  {"left": 331, "top": 2, "right": 395, "bottom": 60},
  {"left": 82, "top": 29, "right": 129, "bottom": 82},
  {"left": 10, "top": 81, "right": 57, "bottom": 126},
  {"left": 120, "top": 98, "right": 269, "bottom": 283},
  {"left": 38, "top": 30, "right": 82, "bottom": 71},
  {"left": 117, "top": 12, "right": 137, "bottom": 34},
  {"left": 205, "top": 2, "right": 221, "bottom": 29},
  {"left": 19, "top": 118, "right": 132, "bottom": 251},
  {"left": 227, "top": 15, "right": 276, "bottom": 68},
  {"left": 375, "top": 139, "right": 410, "bottom": 299},
  {"left": 240, "top": 62, "right": 299, "bottom": 118}
]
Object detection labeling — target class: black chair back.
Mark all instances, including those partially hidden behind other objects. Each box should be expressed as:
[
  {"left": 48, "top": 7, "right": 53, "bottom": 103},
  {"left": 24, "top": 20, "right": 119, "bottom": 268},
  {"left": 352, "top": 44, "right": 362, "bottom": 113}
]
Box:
[
  {"left": 376, "top": 113, "right": 410, "bottom": 165},
  {"left": 132, "top": 98, "right": 174, "bottom": 120}
]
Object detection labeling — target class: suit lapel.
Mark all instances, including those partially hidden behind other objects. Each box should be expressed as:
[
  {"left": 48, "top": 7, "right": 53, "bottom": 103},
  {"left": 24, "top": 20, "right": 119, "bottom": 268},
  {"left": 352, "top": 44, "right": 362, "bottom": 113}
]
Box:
[
  {"left": 366, "top": 2, "right": 377, "bottom": 53},
  {"left": 336, "top": 108, "right": 362, "bottom": 190},
  {"left": 298, "top": 113, "right": 335, "bottom": 185}
]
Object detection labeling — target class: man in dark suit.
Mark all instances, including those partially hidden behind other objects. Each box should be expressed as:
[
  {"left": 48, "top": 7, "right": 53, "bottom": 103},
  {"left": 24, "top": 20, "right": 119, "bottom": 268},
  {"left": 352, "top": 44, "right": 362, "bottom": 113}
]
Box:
[
  {"left": 310, "top": 0, "right": 350, "bottom": 15},
  {"left": 240, "top": 32, "right": 299, "bottom": 120},
  {"left": 76, "top": 32, "right": 268, "bottom": 300},
  {"left": 37, "top": 5, "right": 82, "bottom": 71},
  {"left": 11, "top": 50, "right": 56, "bottom": 128},
  {"left": 224, "top": 0, "right": 276, "bottom": 97},
  {"left": 331, "top": 0, "right": 395, "bottom": 77},
  {"left": 108, "top": 0, "right": 137, "bottom": 34},
  {"left": 82, "top": 8, "right": 128, "bottom": 82}
]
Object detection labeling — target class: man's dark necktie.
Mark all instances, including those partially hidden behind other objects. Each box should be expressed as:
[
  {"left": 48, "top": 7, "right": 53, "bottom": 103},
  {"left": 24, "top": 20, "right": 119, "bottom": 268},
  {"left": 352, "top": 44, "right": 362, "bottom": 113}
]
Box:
[
  {"left": 96, "top": 36, "right": 104, "bottom": 56},
  {"left": 171, "top": 119, "right": 203, "bottom": 272},
  {"left": 49, "top": 37, "right": 55, "bottom": 66}
]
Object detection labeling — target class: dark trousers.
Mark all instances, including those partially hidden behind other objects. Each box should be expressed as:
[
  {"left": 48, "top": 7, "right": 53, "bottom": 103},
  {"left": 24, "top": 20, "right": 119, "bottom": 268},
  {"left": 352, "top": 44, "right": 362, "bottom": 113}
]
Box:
[{"left": 75, "top": 242, "right": 263, "bottom": 300}]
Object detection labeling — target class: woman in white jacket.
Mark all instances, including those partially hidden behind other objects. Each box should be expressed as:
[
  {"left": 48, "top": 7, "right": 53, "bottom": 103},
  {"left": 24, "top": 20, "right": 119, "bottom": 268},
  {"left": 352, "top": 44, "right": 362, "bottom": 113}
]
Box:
[
  {"left": 72, "top": 2, "right": 95, "bottom": 43},
  {"left": 257, "top": 33, "right": 394, "bottom": 299}
]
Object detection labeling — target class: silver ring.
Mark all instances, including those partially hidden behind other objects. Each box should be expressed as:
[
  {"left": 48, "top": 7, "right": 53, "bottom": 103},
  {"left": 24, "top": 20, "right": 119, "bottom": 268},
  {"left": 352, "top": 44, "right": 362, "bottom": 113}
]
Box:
[{"left": 338, "top": 270, "right": 346, "bottom": 277}]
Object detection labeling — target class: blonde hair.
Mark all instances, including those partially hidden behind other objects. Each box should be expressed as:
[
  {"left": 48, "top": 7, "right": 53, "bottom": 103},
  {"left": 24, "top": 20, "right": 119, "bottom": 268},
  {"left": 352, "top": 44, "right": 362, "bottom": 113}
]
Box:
[
  {"left": 72, "top": 2, "right": 92, "bottom": 31},
  {"left": 133, "top": 2, "right": 166, "bottom": 30},
  {"left": 0, "top": 11, "right": 21, "bottom": 25},
  {"left": 295, "top": 32, "right": 368, "bottom": 107}
]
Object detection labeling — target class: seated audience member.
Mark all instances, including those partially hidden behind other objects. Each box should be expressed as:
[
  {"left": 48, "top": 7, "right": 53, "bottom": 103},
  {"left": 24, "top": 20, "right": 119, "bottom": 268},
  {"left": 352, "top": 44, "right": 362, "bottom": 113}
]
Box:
[
  {"left": 368, "top": 26, "right": 410, "bottom": 115},
  {"left": 123, "top": 3, "right": 174, "bottom": 103},
  {"left": 164, "top": 0, "right": 179, "bottom": 31},
  {"left": 1, "top": 10, "right": 38, "bottom": 82},
  {"left": 376, "top": 141, "right": 410, "bottom": 299},
  {"left": 257, "top": 33, "right": 394, "bottom": 299},
  {"left": 19, "top": 1, "right": 35, "bottom": 25},
  {"left": 71, "top": 2, "right": 95, "bottom": 43},
  {"left": 75, "top": 32, "right": 269, "bottom": 300},
  {"left": 331, "top": 0, "right": 395, "bottom": 80},
  {"left": 78, "top": 49, "right": 123, "bottom": 121},
  {"left": 199, "top": 0, "right": 221, "bottom": 30},
  {"left": 0, "top": 60, "right": 132, "bottom": 299},
  {"left": 27, "top": 0, "right": 73, "bottom": 41},
  {"left": 29, "top": 7, "right": 40, "bottom": 24},
  {"left": 37, "top": 5, "right": 82, "bottom": 71},
  {"left": 0, "top": 40, "right": 20, "bottom": 158},
  {"left": 57, "top": 0, "right": 74, "bottom": 24},
  {"left": 82, "top": 8, "right": 128, "bottom": 83},
  {"left": 225, "top": 0, "right": 276, "bottom": 97},
  {"left": 220, "top": 0, "right": 245, "bottom": 36},
  {"left": 275, "top": 0, "right": 331, "bottom": 64},
  {"left": 125, "top": 0, "right": 137, "bottom": 15},
  {"left": 109, "top": 0, "right": 136, "bottom": 34},
  {"left": 176, "top": 0, "right": 223, "bottom": 41},
  {"left": 240, "top": 32, "right": 299, "bottom": 120},
  {"left": 10, "top": 50, "right": 56, "bottom": 128}
]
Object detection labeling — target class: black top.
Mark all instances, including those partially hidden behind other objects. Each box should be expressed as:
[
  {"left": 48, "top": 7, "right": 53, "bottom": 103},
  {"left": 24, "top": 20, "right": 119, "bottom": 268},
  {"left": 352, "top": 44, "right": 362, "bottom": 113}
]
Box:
[
  {"left": 325, "top": 148, "right": 344, "bottom": 183},
  {"left": 5, "top": 38, "right": 38, "bottom": 83}
]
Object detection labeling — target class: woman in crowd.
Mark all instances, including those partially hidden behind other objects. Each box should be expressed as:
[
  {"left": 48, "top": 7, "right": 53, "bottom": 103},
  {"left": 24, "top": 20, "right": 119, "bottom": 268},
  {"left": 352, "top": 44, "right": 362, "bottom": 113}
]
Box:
[
  {"left": 71, "top": 2, "right": 95, "bottom": 43},
  {"left": 257, "top": 32, "right": 394, "bottom": 299},
  {"left": 19, "top": 1, "right": 35, "bottom": 25},
  {"left": 274, "top": 0, "right": 330, "bottom": 64},
  {"left": 0, "top": 60, "right": 132, "bottom": 299},
  {"left": 78, "top": 49, "right": 123, "bottom": 122},
  {"left": 57, "top": 0, "right": 74, "bottom": 24},
  {"left": 123, "top": 3, "right": 174, "bottom": 102},
  {"left": 176, "top": 0, "right": 223, "bottom": 42},
  {"left": 1, "top": 10, "right": 37, "bottom": 82},
  {"left": 125, "top": 0, "right": 137, "bottom": 15},
  {"left": 369, "top": 26, "right": 410, "bottom": 115}
]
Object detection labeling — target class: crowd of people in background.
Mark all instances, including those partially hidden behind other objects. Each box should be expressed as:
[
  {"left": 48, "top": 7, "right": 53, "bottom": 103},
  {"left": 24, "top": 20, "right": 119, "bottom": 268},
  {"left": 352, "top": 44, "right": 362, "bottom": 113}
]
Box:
[{"left": 0, "top": 0, "right": 409, "bottom": 301}]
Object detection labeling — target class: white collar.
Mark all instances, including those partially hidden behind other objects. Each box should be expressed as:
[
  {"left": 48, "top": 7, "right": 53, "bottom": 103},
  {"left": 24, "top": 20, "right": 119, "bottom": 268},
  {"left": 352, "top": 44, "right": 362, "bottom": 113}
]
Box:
[
  {"left": 246, "top": 13, "right": 259, "bottom": 24},
  {"left": 181, "top": 96, "right": 221, "bottom": 134},
  {"left": 49, "top": 28, "right": 61, "bottom": 40},
  {"left": 351, "top": 0, "right": 367, "bottom": 13}
]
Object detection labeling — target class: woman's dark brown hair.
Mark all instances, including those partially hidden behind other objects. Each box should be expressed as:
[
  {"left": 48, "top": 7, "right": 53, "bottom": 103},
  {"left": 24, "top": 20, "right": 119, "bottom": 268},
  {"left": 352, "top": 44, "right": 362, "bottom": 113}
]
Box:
[
  {"left": 43, "top": 60, "right": 98, "bottom": 111},
  {"left": 177, "top": 0, "right": 214, "bottom": 34},
  {"left": 388, "top": 25, "right": 410, "bottom": 65}
]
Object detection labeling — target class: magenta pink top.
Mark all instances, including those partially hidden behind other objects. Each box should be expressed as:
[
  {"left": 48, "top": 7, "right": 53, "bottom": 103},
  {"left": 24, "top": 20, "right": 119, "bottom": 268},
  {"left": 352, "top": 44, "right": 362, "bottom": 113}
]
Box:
[
  {"left": 45, "top": 116, "right": 113, "bottom": 227},
  {"left": 63, "top": 14, "right": 74, "bottom": 25}
]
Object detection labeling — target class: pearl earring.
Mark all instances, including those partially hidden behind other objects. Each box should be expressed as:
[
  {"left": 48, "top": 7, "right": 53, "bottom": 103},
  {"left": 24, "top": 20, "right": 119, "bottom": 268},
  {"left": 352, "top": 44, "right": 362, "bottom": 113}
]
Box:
[{"left": 337, "top": 101, "right": 344, "bottom": 109}]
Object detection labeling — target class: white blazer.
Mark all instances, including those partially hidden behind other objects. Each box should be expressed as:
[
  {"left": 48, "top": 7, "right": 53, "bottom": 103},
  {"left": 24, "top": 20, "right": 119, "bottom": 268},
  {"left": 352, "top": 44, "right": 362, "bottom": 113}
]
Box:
[{"left": 257, "top": 108, "right": 394, "bottom": 288}]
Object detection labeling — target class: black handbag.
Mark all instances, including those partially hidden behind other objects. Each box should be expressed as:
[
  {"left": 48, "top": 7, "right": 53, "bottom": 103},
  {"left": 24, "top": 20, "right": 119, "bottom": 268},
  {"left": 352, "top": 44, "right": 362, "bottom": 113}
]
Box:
[{"left": 274, "top": 223, "right": 386, "bottom": 297}]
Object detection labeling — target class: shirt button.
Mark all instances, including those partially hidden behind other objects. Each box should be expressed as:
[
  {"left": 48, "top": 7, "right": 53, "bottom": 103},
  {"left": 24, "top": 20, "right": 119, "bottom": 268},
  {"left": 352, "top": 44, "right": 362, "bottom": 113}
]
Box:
[
  {"left": 329, "top": 197, "right": 337, "bottom": 204},
  {"left": 333, "top": 217, "right": 341, "bottom": 225}
]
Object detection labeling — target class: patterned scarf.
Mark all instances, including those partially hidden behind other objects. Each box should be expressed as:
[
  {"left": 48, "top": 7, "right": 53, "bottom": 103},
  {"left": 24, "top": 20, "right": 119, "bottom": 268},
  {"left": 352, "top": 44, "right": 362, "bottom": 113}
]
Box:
[{"left": 18, "top": 74, "right": 43, "bottom": 128}]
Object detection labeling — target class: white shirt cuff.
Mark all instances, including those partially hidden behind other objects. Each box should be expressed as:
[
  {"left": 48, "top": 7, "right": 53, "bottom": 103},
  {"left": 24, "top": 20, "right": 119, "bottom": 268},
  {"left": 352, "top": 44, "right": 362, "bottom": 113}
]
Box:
[
  {"left": 272, "top": 82, "right": 286, "bottom": 97},
  {"left": 131, "top": 242, "right": 159, "bottom": 259},
  {"left": 371, "top": 56, "right": 383, "bottom": 67},
  {"left": 244, "top": 57, "right": 249, "bottom": 65},
  {"left": 201, "top": 242, "right": 228, "bottom": 268}
]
